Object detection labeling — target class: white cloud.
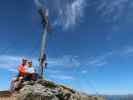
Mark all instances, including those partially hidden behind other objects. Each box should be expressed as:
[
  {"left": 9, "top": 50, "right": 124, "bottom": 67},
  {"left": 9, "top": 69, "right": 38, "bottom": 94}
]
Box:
[
  {"left": 47, "top": 69, "right": 61, "bottom": 74},
  {"left": 0, "top": 55, "right": 40, "bottom": 73},
  {"left": 121, "top": 46, "right": 133, "bottom": 57},
  {"left": 0, "top": 52, "right": 114, "bottom": 74},
  {"left": 96, "top": 0, "right": 131, "bottom": 21},
  {"left": 123, "top": 46, "right": 133, "bottom": 54},
  {"left": 49, "top": 74, "right": 75, "bottom": 80},
  {"left": 87, "top": 52, "right": 113, "bottom": 67},
  {"left": 81, "top": 70, "right": 88, "bottom": 74},
  {"left": 0, "top": 55, "right": 81, "bottom": 73},
  {"left": 48, "top": 55, "right": 81, "bottom": 67},
  {"left": 0, "top": 55, "right": 22, "bottom": 72},
  {"left": 94, "top": 61, "right": 107, "bottom": 66},
  {"left": 53, "top": 0, "right": 86, "bottom": 29}
]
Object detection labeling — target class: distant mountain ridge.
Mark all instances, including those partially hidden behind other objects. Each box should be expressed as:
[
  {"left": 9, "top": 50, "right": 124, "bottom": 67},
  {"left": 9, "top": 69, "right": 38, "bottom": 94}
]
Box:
[
  {"left": 104, "top": 95, "right": 133, "bottom": 100},
  {"left": 0, "top": 90, "right": 11, "bottom": 97}
]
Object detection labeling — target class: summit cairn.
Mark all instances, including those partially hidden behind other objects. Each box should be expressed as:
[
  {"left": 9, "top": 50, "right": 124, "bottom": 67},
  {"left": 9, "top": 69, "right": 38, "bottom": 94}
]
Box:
[{"left": 16, "top": 79, "right": 106, "bottom": 100}]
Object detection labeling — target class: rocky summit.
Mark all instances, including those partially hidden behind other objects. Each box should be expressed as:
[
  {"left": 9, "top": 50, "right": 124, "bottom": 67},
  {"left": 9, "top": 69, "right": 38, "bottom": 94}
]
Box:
[{"left": 16, "top": 79, "right": 106, "bottom": 100}]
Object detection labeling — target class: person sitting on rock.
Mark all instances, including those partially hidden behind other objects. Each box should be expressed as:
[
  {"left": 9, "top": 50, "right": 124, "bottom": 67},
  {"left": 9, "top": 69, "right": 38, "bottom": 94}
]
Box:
[
  {"left": 23, "top": 60, "right": 36, "bottom": 81},
  {"left": 10, "top": 58, "right": 27, "bottom": 94},
  {"left": 18, "top": 58, "right": 27, "bottom": 77}
]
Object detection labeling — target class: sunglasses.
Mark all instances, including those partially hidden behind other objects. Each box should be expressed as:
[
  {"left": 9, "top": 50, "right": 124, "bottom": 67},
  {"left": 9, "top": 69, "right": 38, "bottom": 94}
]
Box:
[{"left": 28, "top": 62, "right": 32, "bottom": 64}]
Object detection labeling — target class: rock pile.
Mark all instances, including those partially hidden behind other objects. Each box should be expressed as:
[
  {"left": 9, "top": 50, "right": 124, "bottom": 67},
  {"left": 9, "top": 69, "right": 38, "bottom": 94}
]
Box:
[{"left": 16, "top": 79, "right": 106, "bottom": 100}]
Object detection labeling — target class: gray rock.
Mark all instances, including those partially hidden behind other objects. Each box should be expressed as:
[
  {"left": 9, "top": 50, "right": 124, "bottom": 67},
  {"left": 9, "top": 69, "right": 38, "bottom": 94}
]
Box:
[{"left": 16, "top": 80, "right": 106, "bottom": 100}]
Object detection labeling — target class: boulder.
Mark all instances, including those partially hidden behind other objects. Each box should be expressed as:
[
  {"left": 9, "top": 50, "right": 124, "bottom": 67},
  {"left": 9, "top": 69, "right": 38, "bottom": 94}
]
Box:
[{"left": 16, "top": 79, "right": 106, "bottom": 100}]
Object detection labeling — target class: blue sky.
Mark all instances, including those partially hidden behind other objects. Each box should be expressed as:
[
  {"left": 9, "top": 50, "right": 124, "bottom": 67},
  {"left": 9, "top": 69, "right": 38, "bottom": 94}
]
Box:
[{"left": 0, "top": 0, "right": 133, "bottom": 95}]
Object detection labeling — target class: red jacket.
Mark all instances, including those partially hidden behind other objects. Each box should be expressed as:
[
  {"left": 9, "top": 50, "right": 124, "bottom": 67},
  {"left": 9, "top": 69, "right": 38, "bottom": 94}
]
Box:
[{"left": 18, "top": 64, "right": 26, "bottom": 76}]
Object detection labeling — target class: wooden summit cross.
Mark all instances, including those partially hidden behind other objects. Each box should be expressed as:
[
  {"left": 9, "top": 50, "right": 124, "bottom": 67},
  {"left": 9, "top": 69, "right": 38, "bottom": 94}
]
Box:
[{"left": 37, "top": 3, "right": 51, "bottom": 79}]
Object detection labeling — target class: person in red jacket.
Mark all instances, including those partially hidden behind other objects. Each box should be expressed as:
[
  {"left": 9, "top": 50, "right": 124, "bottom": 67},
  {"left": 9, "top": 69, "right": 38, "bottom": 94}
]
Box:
[
  {"left": 10, "top": 58, "right": 27, "bottom": 94},
  {"left": 18, "top": 58, "right": 27, "bottom": 77}
]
